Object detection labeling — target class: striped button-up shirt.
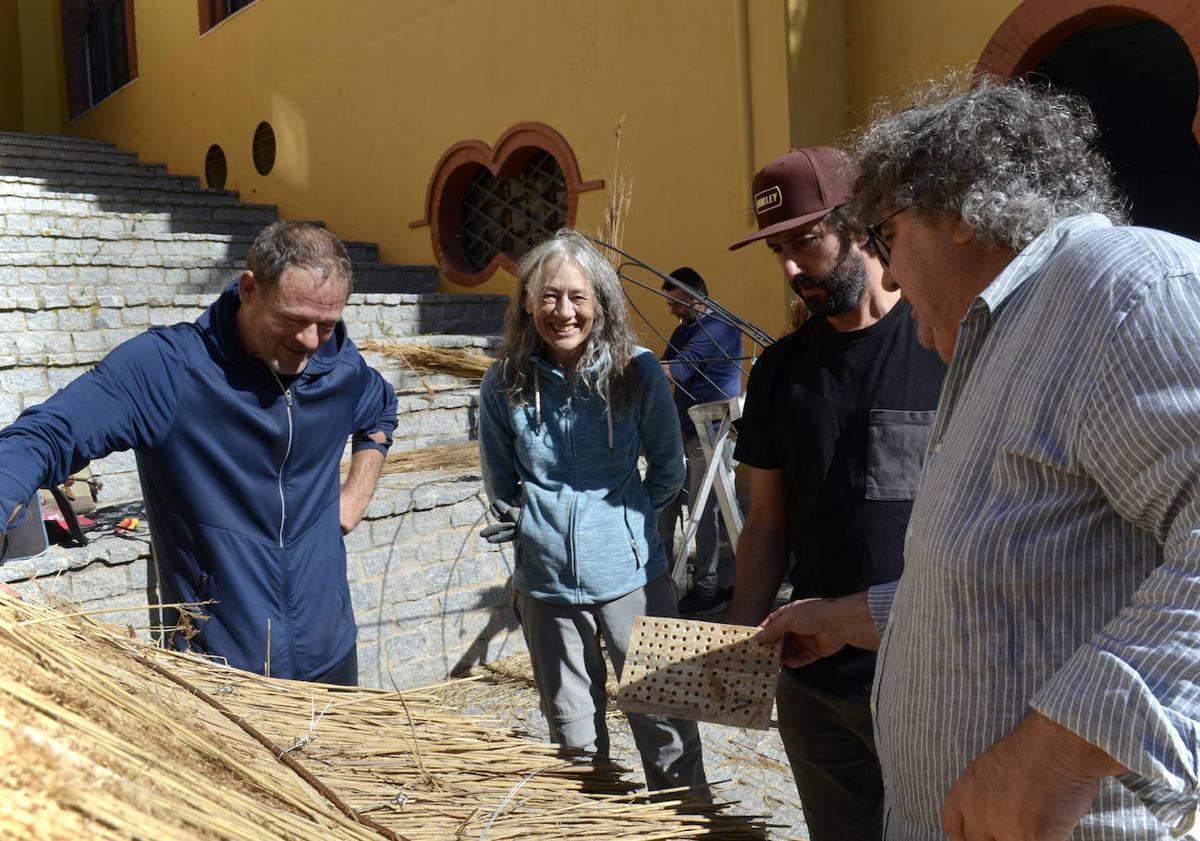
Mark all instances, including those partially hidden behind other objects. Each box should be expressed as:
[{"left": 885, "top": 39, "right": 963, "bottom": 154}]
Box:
[{"left": 869, "top": 214, "right": 1200, "bottom": 839}]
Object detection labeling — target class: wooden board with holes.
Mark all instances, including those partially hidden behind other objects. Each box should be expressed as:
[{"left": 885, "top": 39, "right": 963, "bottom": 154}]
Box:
[{"left": 616, "top": 616, "right": 782, "bottom": 730}]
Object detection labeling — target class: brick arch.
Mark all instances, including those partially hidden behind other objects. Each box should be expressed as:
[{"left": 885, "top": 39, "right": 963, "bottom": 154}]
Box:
[{"left": 976, "top": 1, "right": 1200, "bottom": 140}]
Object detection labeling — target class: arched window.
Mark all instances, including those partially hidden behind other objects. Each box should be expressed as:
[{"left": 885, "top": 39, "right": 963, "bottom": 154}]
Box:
[{"left": 412, "top": 123, "right": 604, "bottom": 287}]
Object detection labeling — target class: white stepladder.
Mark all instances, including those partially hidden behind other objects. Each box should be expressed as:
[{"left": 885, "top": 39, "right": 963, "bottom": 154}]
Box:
[{"left": 670, "top": 396, "right": 744, "bottom": 594}]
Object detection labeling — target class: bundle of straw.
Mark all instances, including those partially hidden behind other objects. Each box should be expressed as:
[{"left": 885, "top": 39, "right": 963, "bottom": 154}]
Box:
[
  {"left": 359, "top": 340, "right": 494, "bottom": 380},
  {"left": 378, "top": 441, "right": 480, "bottom": 476},
  {"left": 0, "top": 598, "right": 768, "bottom": 839}
]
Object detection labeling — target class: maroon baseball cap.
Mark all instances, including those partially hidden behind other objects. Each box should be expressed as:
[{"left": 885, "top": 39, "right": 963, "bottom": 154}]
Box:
[{"left": 728, "top": 147, "right": 855, "bottom": 251}]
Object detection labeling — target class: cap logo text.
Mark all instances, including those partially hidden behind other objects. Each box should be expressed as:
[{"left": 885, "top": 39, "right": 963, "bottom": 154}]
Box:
[{"left": 754, "top": 186, "right": 782, "bottom": 215}]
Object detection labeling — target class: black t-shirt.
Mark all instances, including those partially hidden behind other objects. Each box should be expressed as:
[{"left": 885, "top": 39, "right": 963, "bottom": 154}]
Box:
[{"left": 735, "top": 300, "right": 946, "bottom": 693}]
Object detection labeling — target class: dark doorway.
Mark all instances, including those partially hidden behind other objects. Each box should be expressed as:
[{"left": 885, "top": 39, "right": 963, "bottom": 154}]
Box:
[{"left": 1034, "top": 17, "right": 1200, "bottom": 240}]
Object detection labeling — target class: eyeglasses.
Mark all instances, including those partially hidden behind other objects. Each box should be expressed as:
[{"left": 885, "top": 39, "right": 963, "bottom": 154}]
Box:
[{"left": 864, "top": 206, "right": 909, "bottom": 267}]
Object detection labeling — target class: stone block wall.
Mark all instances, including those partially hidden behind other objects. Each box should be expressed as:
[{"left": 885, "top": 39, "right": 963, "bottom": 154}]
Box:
[
  {"left": 0, "top": 469, "right": 522, "bottom": 690},
  {"left": 347, "top": 471, "right": 522, "bottom": 688}
]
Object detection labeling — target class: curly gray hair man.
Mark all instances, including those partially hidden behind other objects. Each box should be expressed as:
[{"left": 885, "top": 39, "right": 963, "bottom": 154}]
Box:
[
  {"left": 757, "top": 75, "right": 1200, "bottom": 841},
  {"left": 852, "top": 75, "right": 1125, "bottom": 252}
]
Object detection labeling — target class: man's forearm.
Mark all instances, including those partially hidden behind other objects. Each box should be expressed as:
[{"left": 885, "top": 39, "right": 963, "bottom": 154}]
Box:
[
  {"left": 727, "top": 519, "right": 790, "bottom": 626},
  {"left": 340, "top": 439, "right": 386, "bottom": 534}
]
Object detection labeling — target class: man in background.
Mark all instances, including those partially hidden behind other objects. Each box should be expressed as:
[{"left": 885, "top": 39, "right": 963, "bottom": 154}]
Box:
[{"left": 657, "top": 266, "right": 742, "bottom": 615}]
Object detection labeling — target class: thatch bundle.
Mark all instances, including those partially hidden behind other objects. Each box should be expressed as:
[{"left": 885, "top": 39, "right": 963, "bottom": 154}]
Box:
[
  {"left": 359, "top": 340, "right": 495, "bottom": 381},
  {"left": 0, "top": 597, "right": 767, "bottom": 839},
  {"left": 378, "top": 441, "right": 480, "bottom": 477}
]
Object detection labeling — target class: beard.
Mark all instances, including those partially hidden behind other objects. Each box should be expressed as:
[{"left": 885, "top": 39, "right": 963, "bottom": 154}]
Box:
[{"left": 790, "top": 244, "right": 868, "bottom": 317}]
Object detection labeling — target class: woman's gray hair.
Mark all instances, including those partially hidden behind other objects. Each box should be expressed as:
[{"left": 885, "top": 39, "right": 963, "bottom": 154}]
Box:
[
  {"left": 850, "top": 75, "right": 1126, "bottom": 250},
  {"left": 497, "top": 228, "right": 640, "bottom": 409}
]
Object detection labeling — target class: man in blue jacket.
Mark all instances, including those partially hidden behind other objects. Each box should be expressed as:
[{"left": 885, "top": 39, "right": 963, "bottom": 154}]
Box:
[
  {"left": 0, "top": 221, "right": 397, "bottom": 685},
  {"left": 656, "top": 266, "right": 743, "bottom": 615}
]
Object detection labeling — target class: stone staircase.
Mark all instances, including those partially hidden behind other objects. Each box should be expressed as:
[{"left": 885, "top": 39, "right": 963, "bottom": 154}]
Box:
[{"left": 0, "top": 131, "right": 507, "bottom": 499}]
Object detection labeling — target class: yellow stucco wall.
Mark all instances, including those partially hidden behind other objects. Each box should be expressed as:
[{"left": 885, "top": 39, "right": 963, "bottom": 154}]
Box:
[
  {"left": 845, "top": 0, "right": 1021, "bottom": 124},
  {"left": 784, "top": 0, "right": 1022, "bottom": 148},
  {"left": 14, "top": 0, "right": 65, "bottom": 133},
  {"left": 0, "top": 0, "right": 21, "bottom": 132},
  {"left": 785, "top": 0, "right": 851, "bottom": 147},
  {"left": 55, "top": 0, "right": 795, "bottom": 349}
]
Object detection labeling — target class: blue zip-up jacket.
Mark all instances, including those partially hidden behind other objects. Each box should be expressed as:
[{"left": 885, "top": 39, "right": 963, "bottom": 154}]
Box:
[
  {"left": 0, "top": 282, "right": 397, "bottom": 679},
  {"left": 478, "top": 348, "right": 685, "bottom": 604}
]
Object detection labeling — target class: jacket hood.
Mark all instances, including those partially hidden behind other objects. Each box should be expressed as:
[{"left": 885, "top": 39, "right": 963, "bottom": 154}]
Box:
[{"left": 199, "top": 279, "right": 348, "bottom": 378}]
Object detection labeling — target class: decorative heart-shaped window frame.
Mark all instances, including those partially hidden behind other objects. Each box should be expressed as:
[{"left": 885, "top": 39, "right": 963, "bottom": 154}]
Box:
[{"left": 411, "top": 122, "right": 604, "bottom": 287}]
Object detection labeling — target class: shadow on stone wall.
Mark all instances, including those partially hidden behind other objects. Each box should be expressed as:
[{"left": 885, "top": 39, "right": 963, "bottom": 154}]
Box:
[{"left": 450, "top": 579, "right": 520, "bottom": 677}]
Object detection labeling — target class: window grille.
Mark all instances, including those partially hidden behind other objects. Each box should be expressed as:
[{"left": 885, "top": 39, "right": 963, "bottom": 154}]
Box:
[{"left": 459, "top": 151, "right": 568, "bottom": 272}]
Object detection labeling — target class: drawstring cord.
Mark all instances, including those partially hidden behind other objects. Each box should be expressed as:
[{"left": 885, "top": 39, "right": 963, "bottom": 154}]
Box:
[
  {"left": 533, "top": 367, "right": 541, "bottom": 432},
  {"left": 606, "top": 400, "right": 613, "bottom": 451}
]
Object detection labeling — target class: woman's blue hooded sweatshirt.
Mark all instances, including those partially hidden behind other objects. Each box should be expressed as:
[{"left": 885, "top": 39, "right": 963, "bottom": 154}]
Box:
[{"left": 478, "top": 348, "right": 685, "bottom": 604}]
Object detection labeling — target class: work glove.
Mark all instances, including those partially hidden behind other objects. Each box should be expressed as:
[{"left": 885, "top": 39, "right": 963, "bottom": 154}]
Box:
[{"left": 480, "top": 499, "right": 520, "bottom": 544}]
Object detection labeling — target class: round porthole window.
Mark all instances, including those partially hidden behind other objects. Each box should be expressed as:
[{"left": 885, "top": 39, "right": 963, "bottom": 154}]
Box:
[
  {"left": 205, "top": 144, "right": 227, "bottom": 190},
  {"left": 252, "top": 121, "right": 275, "bottom": 176}
]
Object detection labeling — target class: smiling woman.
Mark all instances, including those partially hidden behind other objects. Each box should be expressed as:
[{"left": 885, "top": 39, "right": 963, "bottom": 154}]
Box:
[
  {"left": 526, "top": 256, "right": 595, "bottom": 370},
  {"left": 476, "top": 229, "right": 709, "bottom": 796}
]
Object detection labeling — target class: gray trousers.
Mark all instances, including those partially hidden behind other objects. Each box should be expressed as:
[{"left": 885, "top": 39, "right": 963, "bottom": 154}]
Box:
[
  {"left": 656, "top": 435, "right": 729, "bottom": 595},
  {"left": 776, "top": 668, "right": 884, "bottom": 841},
  {"left": 514, "top": 574, "right": 708, "bottom": 793}
]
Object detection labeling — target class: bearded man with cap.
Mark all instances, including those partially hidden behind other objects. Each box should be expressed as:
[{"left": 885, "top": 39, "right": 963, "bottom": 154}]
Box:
[{"left": 726, "top": 147, "right": 946, "bottom": 840}]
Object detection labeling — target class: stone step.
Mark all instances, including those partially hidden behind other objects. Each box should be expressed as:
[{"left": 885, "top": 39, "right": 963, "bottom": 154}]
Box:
[
  {"left": 352, "top": 264, "right": 438, "bottom": 294},
  {"left": 0, "top": 231, "right": 379, "bottom": 264},
  {"left": 345, "top": 295, "right": 507, "bottom": 340},
  {"left": 0, "top": 131, "right": 124, "bottom": 153},
  {"left": 3, "top": 205, "right": 279, "bottom": 238},
  {"left": 0, "top": 174, "right": 241, "bottom": 206},
  {"left": 1, "top": 190, "right": 276, "bottom": 219},
  {"left": 0, "top": 258, "right": 442, "bottom": 296},
  {"left": 389, "top": 386, "right": 480, "bottom": 449},
  {"left": 0, "top": 289, "right": 505, "bottom": 343},
  {"left": 0, "top": 142, "right": 142, "bottom": 169},
  {"left": 0, "top": 162, "right": 205, "bottom": 191},
  {"left": 0, "top": 149, "right": 159, "bottom": 175}
]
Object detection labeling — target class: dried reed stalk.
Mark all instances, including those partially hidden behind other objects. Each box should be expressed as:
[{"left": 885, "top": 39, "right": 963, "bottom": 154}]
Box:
[
  {"left": 0, "top": 598, "right": 768, "bottom": 839},
  {"left": 596, "top": 115, "right": 634, "bottom": 269}
]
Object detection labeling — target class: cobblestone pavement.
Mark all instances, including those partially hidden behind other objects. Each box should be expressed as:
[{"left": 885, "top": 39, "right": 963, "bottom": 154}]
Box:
[{"left": 434, "top": 595, "right": 811, "bottom": 840}]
